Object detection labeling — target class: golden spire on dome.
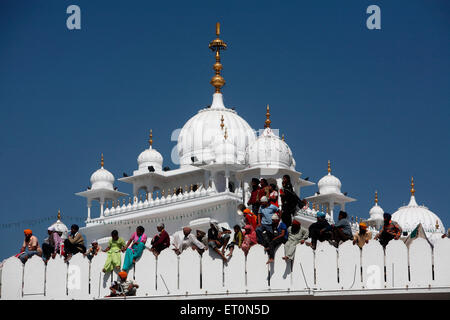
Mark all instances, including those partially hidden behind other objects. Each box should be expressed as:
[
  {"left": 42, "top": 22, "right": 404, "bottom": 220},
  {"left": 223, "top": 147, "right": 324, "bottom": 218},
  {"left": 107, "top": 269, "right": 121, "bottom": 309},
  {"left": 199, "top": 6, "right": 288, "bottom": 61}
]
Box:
[
  {"left": 436, "top": 219, "right": 439, "bottom": 230},
  {"left": 411, "top": 176, "right": 415, "bottom": 196},
  {"left": 224, "top": 128, "right": 228, "bottom": 140},
  {"left": 281, "top": 134, "right": 285, "bottom": 141},
  {"left": 209, "top": 22, "right": 227, "bottom": 93},
  {"left": 375, "top": 190, "right": 378, "bottom": 205},
  {"left": 101, "top": 153, "right": 104, "bottom": 168},
  {"left": 264, "top": 105, "right": 271, "bottom": 128},
  {"left": 327, "top": 160, "right": 331, "bottom": 174},
  {"left": 149, "top": 129, "right": 153, "bottom": 147},
  {"left": 57, "top": 209, "right": 61, "bottom": 221}
]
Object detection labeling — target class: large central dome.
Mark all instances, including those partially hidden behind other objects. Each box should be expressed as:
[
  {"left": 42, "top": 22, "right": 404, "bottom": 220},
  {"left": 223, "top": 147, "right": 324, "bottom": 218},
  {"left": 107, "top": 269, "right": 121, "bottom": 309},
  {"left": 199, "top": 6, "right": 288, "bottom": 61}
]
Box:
[{"left": 177, "top": 93, "right": 256, "bottom": 166}]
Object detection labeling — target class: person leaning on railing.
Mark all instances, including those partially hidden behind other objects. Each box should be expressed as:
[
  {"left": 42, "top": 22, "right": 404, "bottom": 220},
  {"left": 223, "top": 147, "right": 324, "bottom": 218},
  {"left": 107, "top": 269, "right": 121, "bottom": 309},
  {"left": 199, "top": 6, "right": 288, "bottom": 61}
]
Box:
[{"left": 374, "top": 213, "right": 402, "bottom": 247}]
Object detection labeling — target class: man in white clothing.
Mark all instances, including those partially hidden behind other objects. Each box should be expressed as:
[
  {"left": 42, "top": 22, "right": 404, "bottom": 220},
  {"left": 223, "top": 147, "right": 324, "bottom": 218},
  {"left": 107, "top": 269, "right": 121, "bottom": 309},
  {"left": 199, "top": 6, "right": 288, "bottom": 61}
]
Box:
[{"left": 172, "top": 227, "right": 206, "bottom": 255}]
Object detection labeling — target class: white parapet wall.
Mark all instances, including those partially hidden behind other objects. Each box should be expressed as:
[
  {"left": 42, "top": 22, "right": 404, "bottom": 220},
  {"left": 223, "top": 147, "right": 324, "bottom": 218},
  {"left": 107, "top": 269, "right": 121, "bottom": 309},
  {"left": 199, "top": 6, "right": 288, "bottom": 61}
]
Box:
[{"left": 2, "top": 238, "right": 450, "bottom": 300}]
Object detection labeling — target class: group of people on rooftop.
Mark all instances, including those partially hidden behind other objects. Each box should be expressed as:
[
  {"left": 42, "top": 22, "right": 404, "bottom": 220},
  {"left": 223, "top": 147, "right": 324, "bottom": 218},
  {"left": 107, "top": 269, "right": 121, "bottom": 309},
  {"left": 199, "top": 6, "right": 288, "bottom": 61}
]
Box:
[{"left": 16, "top": 174, "right": 411, "bottom": 296}]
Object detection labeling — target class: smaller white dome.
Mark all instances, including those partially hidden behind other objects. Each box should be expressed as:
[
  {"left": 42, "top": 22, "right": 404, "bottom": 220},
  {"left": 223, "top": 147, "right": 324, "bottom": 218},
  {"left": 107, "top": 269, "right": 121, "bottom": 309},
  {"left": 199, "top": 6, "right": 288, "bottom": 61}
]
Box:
[
  {"left": 369, "top": 204, "right": 384, "bottom": 220},
  {"left": 368, "top": 192, "right": 384, "bottom": 223},
  {"left": 247, "top": 127, "right": 293, "bottom": 168},
  {"left": 318, "top": 173, "right": 342, "bottom": 195},
  {"left": 138, "top": 147, "right": 163, "bottom": 171},
  {"left": 90, "top": 167, "right": 114, "bottom": 190},
  {"left": 317, "top": 161, "right": 342, "bottom": 195}
]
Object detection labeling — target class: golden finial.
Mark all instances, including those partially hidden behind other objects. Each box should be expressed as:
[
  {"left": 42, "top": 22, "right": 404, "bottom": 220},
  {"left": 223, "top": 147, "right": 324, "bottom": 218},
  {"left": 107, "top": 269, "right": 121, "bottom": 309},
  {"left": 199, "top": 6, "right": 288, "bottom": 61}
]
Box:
[
  {"left": 122, "top": 199, "right": 126, "bottom": 205},
  {"left": 375, "top": 190, "right": 378, "bottom": 205},
  {"left": 128, "top": 197, "right": 131, "bottom": 204},
  {"left": 224, "top": 128, "right": 228, "bottom": 140},
  {"left": 209, "top": 22, "right": 227, "bottom": 93},
  {"left": 190, "top": 184, "right": 193, "bottom": 191},
  {"left": 281, "top": 134, "right": 285, "bottom": 141},
  {"left": 149, "top": 129, "right": 153, "bottom": 147},
  {"left": 327, "top": 160, "right": 331, "bottom": 174},
  {"left": 312, "top": 203, "right": 316, "bottom": 210},
  {"left": 112, "top": 200, "right": 115, "bottom": 207},
  {"left": 436, "top": 219, "right": 439, "bottom": 230},
  {"left": 57, "top": 209, "right": 61, "bottom": 221},
  {"left": 264, "top": 104, "right": 271, "bottom": 128},
  {"left": 220, "top": 115, "right": 224, "bottom": 130},
  {"left": 173, "top": 187, "right": 177, "bottom": 195},
  {"left": 411, "top": 176, "right": 415, "bottom": 196},
  {"left": 101, "top": 153, "right": 104, "bottom": 168}
]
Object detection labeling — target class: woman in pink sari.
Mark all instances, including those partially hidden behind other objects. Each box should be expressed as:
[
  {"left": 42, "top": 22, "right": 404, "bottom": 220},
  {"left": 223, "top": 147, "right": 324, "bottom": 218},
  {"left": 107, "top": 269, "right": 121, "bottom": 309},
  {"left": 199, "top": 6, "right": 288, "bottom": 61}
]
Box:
[
  {"left": 122, "top": 226, "right": 147, "bottom": 272},
  {"left": 241, "top": 224, "right": 257, "bottom": 255}
]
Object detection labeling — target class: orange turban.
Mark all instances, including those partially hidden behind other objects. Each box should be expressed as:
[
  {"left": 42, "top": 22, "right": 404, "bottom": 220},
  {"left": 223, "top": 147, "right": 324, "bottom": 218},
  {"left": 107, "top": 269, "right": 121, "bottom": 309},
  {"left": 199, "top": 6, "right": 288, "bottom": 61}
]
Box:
[
  {"left": 118, "top": 271, "right": 127, "bottom": 279},
  {"left": 243, "top": 208, "right": 252, "bottom": 215},
  {"left": 359, "top": 222, "right": 367, "bottom": 229},
  {"left": 24, "top": 229, "right": 32, "bottom": 236}
]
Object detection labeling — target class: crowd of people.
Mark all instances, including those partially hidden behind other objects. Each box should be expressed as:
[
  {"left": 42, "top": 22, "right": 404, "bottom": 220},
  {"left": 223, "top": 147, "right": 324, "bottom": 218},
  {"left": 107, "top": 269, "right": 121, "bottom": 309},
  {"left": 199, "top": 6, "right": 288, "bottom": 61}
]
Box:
[{"left": 15, "top": 174, "right": 409, "bottom": 296}]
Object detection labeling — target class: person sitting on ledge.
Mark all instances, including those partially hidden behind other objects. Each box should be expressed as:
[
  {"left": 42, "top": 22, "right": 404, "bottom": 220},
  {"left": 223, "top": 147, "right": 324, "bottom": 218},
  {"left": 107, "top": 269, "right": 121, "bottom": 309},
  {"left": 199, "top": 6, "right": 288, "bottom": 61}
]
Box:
[
  {"left": 196, "top": 229, "right": 208, "bottom": 247},
  {"left": 84, "top": 239, "right": 102, "bottom": 261},
  {"left": 17, "top": 229, "right": 43, "bottom": 263},
  {"left": 247, "top": 178, "right": 261, "bottom": 214},
  {"left": 150, "top": 223, "right": 170, "bottom": 257},
  {"left": 107, "top": 271, "right": 139, "bottom": 297},
  {"left": 63, "top": 224, "right": 86, "bottom": 262},
  {"left": 226, "top": 225, "right": 243, "bottom": 258},
  {"left": 374, "top": 213, "right": 402, "bottom": 247},
  {"left": 308, "top": 211, "right": 332, "bottom": 250},
  {"left": 353, "top": 222, "right": 372, "bottom": 249},
  {"left": 255, "top": 196, "right": 279, "bottom": 246},
  {"left": 241, "top": 224, "right": 257, "bottom": 255},
  {"left": 42, "top": 226, "right": 62, "bottom": 263},
  {"left": 282, "top": 217, "right": 309, "bottom": 261},
  {"left": 268, "top": 183, "right": 279, "bottom": 207},
  {"left": 265, "top": 214, "right": 288, "bottom": 264},
  {"left": 103, "top": 230, "right": 126, "bottom": 273},
  {"left": 172, "top": 227, "right": 206, "bottom": 255},
  {"left": 326, "top": 211, "right": 353, "bottom": 247},
  {"left": 207, "top": 220, "right": 231, "bottom": 262},
  {"left": 122, "top": 226, "right": 147, "bottom": 272},
  {"left": 243, "top": 208, "right": 258, "bottom": 230}
]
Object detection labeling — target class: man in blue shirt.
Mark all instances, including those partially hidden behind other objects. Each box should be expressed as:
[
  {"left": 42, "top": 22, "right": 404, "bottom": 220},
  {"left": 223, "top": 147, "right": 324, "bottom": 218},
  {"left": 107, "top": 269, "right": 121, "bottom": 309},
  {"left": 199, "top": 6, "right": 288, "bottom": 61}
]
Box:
[
  {"left": 265, "top": 214, "right": 288, "bottom": 264},
  {"left": 256, "top": 196, "right": 279, "bottom": 246},
  {"left": 326, "top": 210, "right": 353, "bottom": 247}
]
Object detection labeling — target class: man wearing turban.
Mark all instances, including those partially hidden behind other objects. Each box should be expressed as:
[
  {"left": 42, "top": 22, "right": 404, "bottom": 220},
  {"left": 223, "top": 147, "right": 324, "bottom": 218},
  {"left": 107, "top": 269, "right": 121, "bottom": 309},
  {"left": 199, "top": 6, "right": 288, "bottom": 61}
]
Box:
[
  {"left": 353, "top": 222, "right": 372, "bottom": 249},
  {"left": 18, "top": 229, "right": 43, "bottom": 263},
  {"left": 374, "top": 213, "right": 402, "bottom": 247},
  {"left": 308, "top": 211, "right": 332, "bottom": 250}
]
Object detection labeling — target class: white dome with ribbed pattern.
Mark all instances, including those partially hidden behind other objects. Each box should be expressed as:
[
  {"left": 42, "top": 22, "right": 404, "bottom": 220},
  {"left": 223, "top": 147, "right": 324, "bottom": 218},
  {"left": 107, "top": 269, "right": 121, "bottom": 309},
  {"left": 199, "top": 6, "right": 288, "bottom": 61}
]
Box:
[{"left": 177, "top": 93, "right": 256, "bottom": 166}]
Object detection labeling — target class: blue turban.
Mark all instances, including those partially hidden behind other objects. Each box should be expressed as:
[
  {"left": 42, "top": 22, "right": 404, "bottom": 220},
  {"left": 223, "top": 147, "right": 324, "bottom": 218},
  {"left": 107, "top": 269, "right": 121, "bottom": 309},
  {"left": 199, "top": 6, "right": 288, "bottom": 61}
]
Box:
[{"left": 317, "top": 211, "right": 326, "bottom": 218}]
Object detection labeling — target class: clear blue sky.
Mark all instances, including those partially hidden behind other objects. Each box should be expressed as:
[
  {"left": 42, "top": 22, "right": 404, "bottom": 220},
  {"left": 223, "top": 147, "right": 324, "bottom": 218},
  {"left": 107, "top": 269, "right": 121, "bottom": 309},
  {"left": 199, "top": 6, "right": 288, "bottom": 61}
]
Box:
[{"left": 0, "top": 0, "right": 449, "bottom": 260}]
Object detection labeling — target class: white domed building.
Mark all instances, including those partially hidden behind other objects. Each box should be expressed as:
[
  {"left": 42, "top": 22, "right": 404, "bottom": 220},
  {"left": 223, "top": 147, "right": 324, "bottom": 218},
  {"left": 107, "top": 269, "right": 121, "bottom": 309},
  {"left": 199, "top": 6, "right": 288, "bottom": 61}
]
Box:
[
  {"left": 392, "top": 177, "right": 445, "bottom": 237},
  {"left": 3, "top": 22, "right": 450, "bottom": 301}
]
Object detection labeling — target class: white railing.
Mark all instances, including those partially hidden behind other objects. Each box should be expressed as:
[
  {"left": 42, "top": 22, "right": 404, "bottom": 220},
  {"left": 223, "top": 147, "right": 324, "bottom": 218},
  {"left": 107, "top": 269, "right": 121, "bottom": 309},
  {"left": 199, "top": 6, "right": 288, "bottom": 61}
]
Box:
[{"left": 2, "top": 238, "right": 450, "bottom": 299}]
